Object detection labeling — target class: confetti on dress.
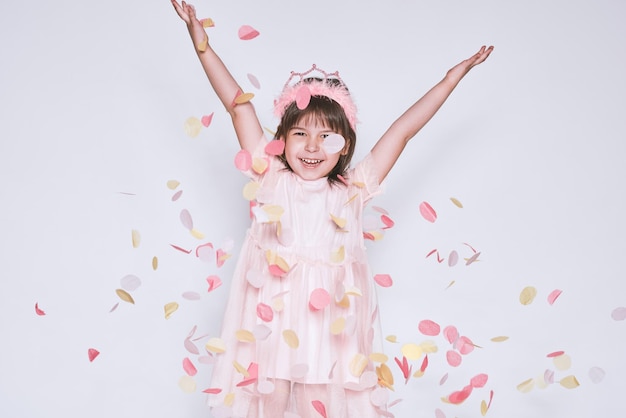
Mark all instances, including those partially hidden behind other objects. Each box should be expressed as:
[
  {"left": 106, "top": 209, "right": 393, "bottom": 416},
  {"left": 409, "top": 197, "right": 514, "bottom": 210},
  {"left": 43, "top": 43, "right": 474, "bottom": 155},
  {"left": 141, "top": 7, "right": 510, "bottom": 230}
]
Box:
[{"left": 238, "top": 25, "right": 260, "bottom": 40}]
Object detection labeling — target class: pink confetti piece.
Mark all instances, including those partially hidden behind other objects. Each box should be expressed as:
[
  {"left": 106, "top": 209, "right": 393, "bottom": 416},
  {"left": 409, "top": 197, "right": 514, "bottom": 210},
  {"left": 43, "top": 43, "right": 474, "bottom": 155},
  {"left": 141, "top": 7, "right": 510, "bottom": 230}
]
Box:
[
  {"left": 265, "top": 140, "right": 285, "bottom": 156},
  {"left": 247, "top": 73, "right": 260, "bottom": 89},
  {"left": 291, "top": 363, "right": 309, "bottom": 379},
  {"left": 544, "top": 369, "right": 555, "bottom": 384},
  {"left": 296, "top": 85, "right": 312, "bottom": 110},
  {"left": 381, "top": 214, "right": 394, "bottom": 229},
  {"left": 439, "top": 373, "right": 449, "bottom": 386},
  {"left": 88, "top": 348, "right": 100, "bottom": 362},
  {"left": 180, "top": 209, "right": 193, "bottom": 230},
  {"left": 363, "top": 231, "right": 376, "bottom": 241},
  {"left": 547, "top": 350, "right": 565, "bottom": 358},
  {"left": 420, "top": 355, "right": 429, "bottom": 373},
  {"left": 171, "top": 190, "right": 183, "bottom": 201},
  {"left": 183, "top": 357, "right": 197, "bottom": 376},
  {"left": 426, "top": 248, "right": 438, "bottom": 258},
  {"left": 547, "top": 289, "right": 563, "bottom": 305},
  {"left": 182, "top": 291, "right": 201, "bottom": 301},
  {"left": 216, "top": 249, "right": 229, "bottom": 268},
  {"left": 418, "top": 319, "right": 441, "bottom": 336},
  {"left": 206, "top": 275, "right": 222, "bottom": 292},
  {"left": 435, "top": 408, "right": 446, "bottom": 418},
  {"left": 195, "top": 242, "right": 215, "bottom": 262},
  {"left": 447, "top": 384, "right": 473, "bottom": 404},
  {"left": 457, "top": 336, "right": 475, "bottom": 355},
  {"left": 109, "top": 302, "right": 119, "bottom": 313},
  {"left": 446, "top": 350, "right": 462, "bottom": 367},
  {"left": 419, "top": 201, "right": 437, "bottom": 223},
  {"left": 268, "top": 264, "right": 288, "bottom": 277},
  {"left": 588, "top": 366, "right": 606, "bottom": 383},
  {"left": 236, "top": 362, "right": 259, "bottom": 386},
  {"left": 373, "top": 274, "right": 393, "bottom": 288},
  {"left": 337, "top": 174, "right": 349, "bottom": 186},
  {"left": 201, "top": 113, "right": 214, "bottom": 127},
  {"left": 170, "top": 244, "right": 191, "bottom": 254},
  {"left": 463, "top": 242, "right": 478, "bottom": 253},
  {"left": 202, "top": 388, "right": 222, "bottom": 394},
  {"left": 447, "top": 250, "right": 458, "bottom": 267},
  {"left": 238, "top": 25, "right": 260, "bottom": 40},
  {"left": 120, "top": 274, "right": 141, "bottom": 291},
  {"left": 443, "top": 326, "right": 459, "bottom": 344},
  {"left": 311, "top": 400, "right": 327, "bottom": 418},
  {"left": 256, "top": 303, "right": 273, "bottom": 322},
  {"left": 470, "top": 373, "right": 488, "bottom": 388},
  {"left": 611, "top": 307, "right": 626, "bottom": 321},
  {"left": 35, "top": 302, "right": 46, "bottom": 316},
  {"left": 465, "top": 251, "right": 481, "bottom": 265},
  {"left": 394, "top": 356, "right": 411, "bottom": 381},
  {"left": 322, "top": 133, "right": 345, "bottom": 154},
  {"left": 309, "top": 288, "right": 331, "bottom": 311},
  {"left": 234, "top": 149, "right": 252, "bottom": 171},
  {"left": 184, "top": 338, "right": 199, "bottom": 355}
]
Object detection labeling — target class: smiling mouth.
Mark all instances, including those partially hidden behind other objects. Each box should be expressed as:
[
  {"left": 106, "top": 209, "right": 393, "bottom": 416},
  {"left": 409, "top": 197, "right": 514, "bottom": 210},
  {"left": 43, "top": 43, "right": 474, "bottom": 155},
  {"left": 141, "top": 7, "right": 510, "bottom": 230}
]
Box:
[{"left": 300, "top": 158, "right": 323, "bottom": 166}]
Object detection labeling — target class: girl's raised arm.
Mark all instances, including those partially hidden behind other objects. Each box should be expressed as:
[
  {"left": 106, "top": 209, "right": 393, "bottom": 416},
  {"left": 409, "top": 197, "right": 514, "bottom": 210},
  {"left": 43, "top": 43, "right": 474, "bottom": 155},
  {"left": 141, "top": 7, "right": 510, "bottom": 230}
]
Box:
[
  {"left": 171, "top": 0, "right": 263, "bottom": 152},
  {"left": 370, "top": 45, "right": 494, "bottom": 183}
]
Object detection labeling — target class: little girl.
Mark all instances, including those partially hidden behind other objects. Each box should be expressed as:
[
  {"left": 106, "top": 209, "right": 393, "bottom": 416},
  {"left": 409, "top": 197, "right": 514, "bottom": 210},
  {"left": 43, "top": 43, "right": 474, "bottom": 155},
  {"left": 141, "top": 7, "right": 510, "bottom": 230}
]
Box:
[{"left": 172, "top": 1, "right": 493, "bottom": 417}]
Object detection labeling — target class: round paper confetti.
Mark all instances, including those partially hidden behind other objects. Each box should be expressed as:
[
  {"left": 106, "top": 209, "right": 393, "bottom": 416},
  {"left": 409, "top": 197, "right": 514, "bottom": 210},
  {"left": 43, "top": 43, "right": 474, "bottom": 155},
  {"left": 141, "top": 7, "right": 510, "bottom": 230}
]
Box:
[
  {"left": 256, "top": 303, "right": 273, "bottom": 322},
  {"left": 559, "top": 375, "right": 580, "bottom": 389},
  {"left": 401, "top": 343, "right": 423, "bottom": 360},
  {"left": 167, "top": 179, "right": 180, "bottom": 190},
  {"left": 519, "top": 286, "right": 538, "bottom": 305},
  {"left": 611, "top": 306, "right": 626, "bottom": 321},
  {"left": 588, "top": 366, "right": 606, "bottom": 383},
  {"left": 322, "top": 133, "right": 345, "bottom": 154},
  {"left": 247, "top": 73, "right": 261, "bottom": 89},
  {"left": 374, "top": 274, "right": 393, "bottom": 288},
  {"left": 309, "top": 288, "right": 331, "bottom": 311},
  {"left": 257, "top": 380, "right": 275, "bottom": 394},
  {"left": 178, "top": 375, "right": 197, "bottom": 393},
  {"left": 418, "top": 319, "right": 441, "bottom": 336},
  {"left": 131, "top": 229, "right": 141, "bottom": 248},
  {"left": 238, "top": 25, "right": 260, "bottom": 40},
  {"left": 547, "top": 289, "right": 563, "bottom": 305},
  {"left": 419, "top": 201, "right": 437, "bottom": 223},
  {"left": 265, "top": 140, "right": 285, "bottom": 156},
  {"left": 291, "top": 363, "right": 309, "bottom": 379},
  {"left": 448, "top": 250, "right": 459, "bottom": 267},
  {"left": 115, "top": 289, "right": 135, "bottom": 304},
  {"left": 35, "top": 303, "right": 46, "bottom": 316},
  {"left": 164, "top": 302, "right": 179, "bottom": 319},
  {"left": 183, "top": 357, "right": 197, "bottom": 376},
  {"left": 205, "top": 337, "right": 226, "bottom": 353},
  {"left": 296, "top": 85, "right": 311, "bottom": 110},
  {"left": 201, "top": 113, "right": 214, "bottom": 127},
  {"left": 283, "top": 329, "right": 300, "bottom": 348},
  {"left": 184, "top": 116, "right": 203, "bottom": 137},
  {"left": 446, "top": 350, "right": 462, "bottom": 367},
  {"left": 234, "top": 149, "right": 252, "bottom": 171},
  {"left": 552, "top": 353, "right": 572, "bottom": 371}
]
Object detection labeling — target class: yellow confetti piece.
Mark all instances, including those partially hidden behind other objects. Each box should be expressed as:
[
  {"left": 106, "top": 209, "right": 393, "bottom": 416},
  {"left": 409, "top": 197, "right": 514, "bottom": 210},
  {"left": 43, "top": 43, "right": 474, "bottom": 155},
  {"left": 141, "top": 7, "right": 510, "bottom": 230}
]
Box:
[
  {"left": 197, "top": 36, "right": 208, "bottom": 52},
  {"left": 450, "top": 197, "right": 463, "bottom": 208},
  {"left": 234, "top": 92, "right": 255, "bottom": 104},
  {"left": 252, "top": 157, "right": 268, "bottom": 174},
  {"left": 190, "top": 228, "right": 205, "bottom": 239},
  {"left": 517, "top": 378, "right": 535, "bottom": 393},
  {"left": 272, "top": 296, "right": 285, "bottom": 312},
  {"left": 235, "top": 329, "right": 255, "bottom": 343},
  {"left": 115, "top": 289, "right": 135, "bottom": 304},
  {"left": 445, "top": 280, "right": 456, "bottom": 289},
  {"left": 413, "top": 369, "right": 425, "bottom": 378},
  {"left": 330, "top": 213, "right": 347, "bottom": 228},
  {"left": 184, "top": 116, "right": 203, "bottom": 137},
  {"left": 205, "top": 337, "right": 226, "bottom": 354},
  {"left": 553, "top": 353, "right": 572, "bottom": 371},
  {"left": 166, "top": 180, "right": 180, "bottom": 190},
  {"left": 352, "top": 181, "right": 365, "bottom": 188},
  {"left": 233, "top": 361, "right": 249, "bottom": 377},
  {"left": 376, "top": 363, "right": 394, "bottom": 389},
  {"left": 419, "top": 340, "right": 439, "bottom": 353},
  {"left": 331, "top": 246, "right": 345, "bottom": 263},
  {"left": 263, "top": 205, "right": 284, "bottom": 222},
  {"left": 344, "top": 286, "right": 362, "bottom": 297},
  {"left": 344, "top": 194, "right": 358, "bottom": 205},
  {"left": 151, "top": 256, "right": 158, "bottom": 270},
  {"left": 131, "top": 229, "right": 141, "bottom": 248},
  {"left": 164, "top": 302, "right": 179, "bottom": 319},
  {"left": 330, "top": 317, "right": 346, "bottom": 335},
  {"left": 480, "top": 400, "right": 488, "bottom": 416},
  {"left": 263, "top": 126, "right": 276, "bottom": 136},
  {"left": 367, "top": 230, "right": 384, "bottom": 241},
  {"left": 386, "top": 335, "right": 398, "bottom": 343},
  {"left": 282, "top": 329, "right": 299, "bottom": 349},
  {"left": 401, "top": 343, "right": 423, "bottom": 360},
  {"left": 559, "top": 375, "right": 580, "bottom": 389},
  {"left": 242, "top": 181, "right": 260, "bottom": 200},
  {"left": 335, "top": 294, "right": 350, "bottom": 308},
  {"left": 178, "top": 375, "right": 196, "bottom": 393},
  {"left": 519, "top": 286, "right": 538, "bottom": 305},
  {"left": 224, "top": 392, "right": 235, "bottom": 407},
  {"left": 491, "top": 336, "right": 509, "bottom": 342},
  {"left": 349, "top": 353, "right": 368, "bottom": 377},
  {"left": 265, "top": 250, "right": 290, "bottom": 273},
  {"left": 369, "top": 352, "right": 388, "bottom": 363},
  {"left": 202, "top": 18, "right": 214, "bottom": 28}
]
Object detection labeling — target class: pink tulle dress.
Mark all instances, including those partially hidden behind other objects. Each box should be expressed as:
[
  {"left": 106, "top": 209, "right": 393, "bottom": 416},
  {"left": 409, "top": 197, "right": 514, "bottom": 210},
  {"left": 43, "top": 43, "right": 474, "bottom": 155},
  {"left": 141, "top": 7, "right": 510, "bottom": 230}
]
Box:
[{"left": 208, "top": 137, "right": 389, "bottom": 418}]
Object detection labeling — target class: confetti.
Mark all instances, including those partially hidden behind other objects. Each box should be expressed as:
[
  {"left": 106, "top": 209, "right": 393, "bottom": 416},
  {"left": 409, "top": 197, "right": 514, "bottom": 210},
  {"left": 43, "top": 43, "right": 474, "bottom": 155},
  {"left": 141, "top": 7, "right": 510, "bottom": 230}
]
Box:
[
  {"left": 373, "top": 274, "right": 393, "bottom": 288},
  {"left": 238, "top": 25, "right": 260, "bottom": 40},
  {"left": 35, "top": 302, "right": 46, "bottom": 316},
  {"left": 252, "top": 157, "right": 269, "bottom": 174},
  {"left": 164, "top": 302, "right": 179, "bottom": 319},
  {"left": 446, "top": 384, "right": 473, "bottom": 404},
  {"left": 330, "top": 317, "right": 346, "bottom": 335},
  {"left": 491, "top": 336, "right": 509, "bottom": 342},
  {"left": 247, "top": 73, "right": 261, "bottom": 89},
  {"left": 234, "top": 92, "right": 255, "bottom": 104},
  {"left": 205, "top": 337, "right": 226, "bottom": 353},
  {"left": 401, "top": 343, "right": 423, "bottom": 360},
  {"left": 202, "top": 388, "right": 222, "bottom": 394},
  {"left": 115, "top": 289, "right": 135, "bottom": 304},
  {"left": 131, "top": 229, "right": 141, "bottom": 248},
  {"left": 450, "top": 197, "right": 463, "bottom": 208},
  {"left": 283, "top": 329, "right": 300, "bottom": 348},
  {"left": 152, "top": 256, "right": 158, "bottom": 270},
  {"left": 120, "top": 274, "right": 141, "bottom": 291},
  {"left": 446, "top": 350, "right": 462, "bottom": 367},
  {"left": 183, "top": 357, "right": 197, "bottom": 376},
  {"left": 296, "top": 85, "right": 312, "bottom": 110},
  {"left": 184, "top": 116, "right": 203, "bottom": 137},
  {"left": 517, "top": 378, "right": 535, "bottom": 393},
  {"left": 349, "top": 353, "right": 368, "bottom": 377},
  {"left": 235, "top": 329, "right": 255, "bottom": 343},
  {"left": 309, "top": 288, "right": 331, "bottom": 311},
  {"left": 166, "top": 180, "right": 180, "bottom": 190},
  {"left": 331, "top": 246, "right": 345, "bottom": 263},
  {"left": 257, "top": 380, "right": 275, "bottom": 394},
  {"left": 322, "top": 133, "right": 345, "bottom": 154},
  {"left": 376, "top": 363, "right": 394, "bottom": 389},
  {"left": 171, "top": 190, "right": 183, "bottom": 201},
  {"left": 201, "top": 18, "right": 214, "bottom": 28},
  {"left": 547, "top": 289, "right": 562, "bottom": 305},
  {"left": 256, "top": 303, "right": 273, "bottom": 322},
  {"left": 88, "top": 348, "right": 100, "bottom": 362},
  {"left": 291, "top": 363, "right": 309, "bottom": 379},
  {"left": 519, "top": 286, "right": 538, "bottom": 305},
  {"left": 471, "top": 373, "right": 488, "bottom": 388},
  {"left": 234, "top": 149, "right": 252, "bottom": 171},
  {"left": 265, "top": 140, "right": 285, "bottom": 156},
  {"left": 448, "top": 250, "right": 458, "bottom": 267},
  {"left": 418, "top": 319, "right": 441, "bottom": 336},
  {"left": 201, "top": 113, "right": 214, "bottom": 127},
  {"left": 443, "top": 326, "right": 458, "bottom": 344},
  {"left": 311, "top": 400, "right": 327, "bottom": 418},
  {"left": 330, "top": 213, "right": 347, "bottom": 229},
  {"left": 465, "top": 251, "right": 481, "bottom": 265},
  {"left": 419, "top": 201, "right": 437, "bottom": 223},
  {"left": 180, "top": 209, "right": 193, "bottom": 230},
  {"left": 197, "top": 36, "right": 208, "bottom": 52},
  {"left": 206, "top": 275, "right": 222, "bottom": 292},
  {"left": 381, "top": 214, "right": 394, "bottom": 229},
  {"left": 178, "top": 375, "right": 197, "bottom": 393},
  {"left": 552, "top": 353, "right": 571, "bottom": 371},
  {"left": 611, "top": 307, "right": 626, "bottom": 321},
  {"left": 588, "top": 366, "right": 606, "bottom": 383},
  {"left": 435, "top": 408, "right": 446, "bottom": 418},
  {"left": 182, "top": 291, "right": 201, "bottom": 301},
  {"left": 170, "top": 244, "right": 191, "bottom": 254},
  {"left": 559, "top": 375, "right": 580, "bottom": 389}
]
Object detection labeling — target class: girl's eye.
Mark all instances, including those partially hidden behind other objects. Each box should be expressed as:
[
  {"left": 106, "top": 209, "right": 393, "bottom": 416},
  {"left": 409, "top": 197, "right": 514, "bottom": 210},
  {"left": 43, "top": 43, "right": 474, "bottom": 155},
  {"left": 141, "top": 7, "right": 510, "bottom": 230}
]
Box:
[{"left": 293, "top": 131, "right": 306, "bottom": 136}]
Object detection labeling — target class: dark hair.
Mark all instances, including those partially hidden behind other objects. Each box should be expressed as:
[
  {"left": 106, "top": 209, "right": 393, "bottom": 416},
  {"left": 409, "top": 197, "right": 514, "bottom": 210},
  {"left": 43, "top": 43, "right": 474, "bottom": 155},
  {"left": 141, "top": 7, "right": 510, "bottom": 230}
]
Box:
[{"left": 274, "top": 78, "right": 356, "bottom": 186}]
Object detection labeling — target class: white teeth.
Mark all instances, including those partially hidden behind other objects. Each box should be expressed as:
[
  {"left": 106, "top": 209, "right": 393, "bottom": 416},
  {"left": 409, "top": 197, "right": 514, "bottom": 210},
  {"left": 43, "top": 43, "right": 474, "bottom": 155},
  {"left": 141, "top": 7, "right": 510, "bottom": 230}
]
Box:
[{"left": 301, "top": 158, "right": 322, "bottom": 164}]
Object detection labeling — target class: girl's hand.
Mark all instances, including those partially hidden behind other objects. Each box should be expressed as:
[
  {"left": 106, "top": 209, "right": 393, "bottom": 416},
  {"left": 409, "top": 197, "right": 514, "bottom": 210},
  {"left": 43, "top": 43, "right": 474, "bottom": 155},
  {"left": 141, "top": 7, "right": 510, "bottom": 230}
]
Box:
[
  {"left": 446, "top": 45, "right": 494, "bottom": 82},
  {"left": 171, "top": 0, "right": 208, "bottom": 51}
]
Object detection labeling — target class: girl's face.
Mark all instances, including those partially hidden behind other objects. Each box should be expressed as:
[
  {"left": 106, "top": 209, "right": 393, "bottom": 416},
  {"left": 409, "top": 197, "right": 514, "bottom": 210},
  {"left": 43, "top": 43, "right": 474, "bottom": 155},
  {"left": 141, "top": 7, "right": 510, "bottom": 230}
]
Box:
[{"left": 282, "top": 118, "right": 345, "bottom": 181}]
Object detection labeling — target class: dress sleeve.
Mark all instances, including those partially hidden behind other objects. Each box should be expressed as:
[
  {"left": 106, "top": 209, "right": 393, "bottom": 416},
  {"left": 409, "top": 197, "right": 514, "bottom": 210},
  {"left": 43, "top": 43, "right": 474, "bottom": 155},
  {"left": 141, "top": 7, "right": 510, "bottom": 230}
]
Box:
[
  {"left": 238, "top": 134, "right": 284, "bottom": 182},
  {"left": 349, "top": 152, "right": 383, "bottom": 205}
]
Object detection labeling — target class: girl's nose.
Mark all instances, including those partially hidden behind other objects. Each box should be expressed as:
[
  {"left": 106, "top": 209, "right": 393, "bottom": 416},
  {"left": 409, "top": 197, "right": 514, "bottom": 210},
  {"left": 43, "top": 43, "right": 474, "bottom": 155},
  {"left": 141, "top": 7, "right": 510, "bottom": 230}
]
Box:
[{"left": 305, "top": 137, "right": 319, "bottom": 152}]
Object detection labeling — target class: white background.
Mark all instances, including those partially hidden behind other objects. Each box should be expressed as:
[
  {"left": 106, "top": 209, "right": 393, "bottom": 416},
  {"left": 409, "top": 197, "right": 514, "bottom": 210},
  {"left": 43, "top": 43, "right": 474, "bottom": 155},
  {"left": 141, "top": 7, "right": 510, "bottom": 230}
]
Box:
[{"left": 1, "top": 0, "right": 625, "bottom": 417}]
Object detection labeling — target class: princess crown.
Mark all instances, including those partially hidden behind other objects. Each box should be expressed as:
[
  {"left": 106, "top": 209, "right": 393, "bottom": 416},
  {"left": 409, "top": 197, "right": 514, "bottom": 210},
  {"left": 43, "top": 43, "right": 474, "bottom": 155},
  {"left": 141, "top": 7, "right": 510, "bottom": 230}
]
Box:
[{"left": 273, "top": 64, "right": 358, "bottom": 130}]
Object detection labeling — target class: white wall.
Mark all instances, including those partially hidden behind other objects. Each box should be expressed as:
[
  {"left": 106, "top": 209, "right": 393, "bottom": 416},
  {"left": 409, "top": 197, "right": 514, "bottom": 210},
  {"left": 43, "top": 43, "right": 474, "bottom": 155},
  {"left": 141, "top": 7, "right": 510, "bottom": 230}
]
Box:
[{"left": 1, "top": 0, "right": 625, "bottom": 417}]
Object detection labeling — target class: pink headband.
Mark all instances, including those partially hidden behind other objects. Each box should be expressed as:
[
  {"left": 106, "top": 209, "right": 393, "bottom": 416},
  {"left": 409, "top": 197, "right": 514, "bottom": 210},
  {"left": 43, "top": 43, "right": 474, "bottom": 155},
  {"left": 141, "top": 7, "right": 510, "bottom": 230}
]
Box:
[{"left": 273, "top": 64, "right": 358, "bottom": 130}]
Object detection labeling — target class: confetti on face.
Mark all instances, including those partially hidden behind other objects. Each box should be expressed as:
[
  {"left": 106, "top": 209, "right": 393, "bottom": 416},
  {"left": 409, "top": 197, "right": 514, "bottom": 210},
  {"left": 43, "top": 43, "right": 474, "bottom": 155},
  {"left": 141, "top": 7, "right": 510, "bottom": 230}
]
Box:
[
  {"left": 88, "top": 348, "right": 100, "bottom": 362},
  {"left": 295, "top": 85, "right": 312, "bottom": 110},
  {"left": 247, "top": 73, "right": 261, "bottom": 89},
  {"left": 35, "top": 303, "right": 46, "bottom": 316},
  {"left": 238, "top": 25, "right": 260, "bottom": 40},
  {"left": 374, "top": 274, "right": 393, "bottom": 288},
  {"left": 116, "top": 289, "right": 135, "bottom": 304},
  {"left": 201, "top": 113, "right": 214, "bottom": 127},
  {"left": 418, "top": 319, "right": 441, "bottom": 336},
  {"left": 164, "top": 302, "right": 179, "bottom": 319},
  {"left": 419, "top": 201, "right": 437, "bottom": 223},
  {"left": 322, "top": 133, "right": 345, "bottom": 154},
  {"left": 519, "top": 286, "right": 538, "bottom": 305},
  {"left": 184, "top": 117, "right": 203, "bottom": 137},
  {"left": 120, "top": 274, "right": 141, "bottom": 291},
  {"left": 131, "top": 229, "right": 141, "bottom": 248}
]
